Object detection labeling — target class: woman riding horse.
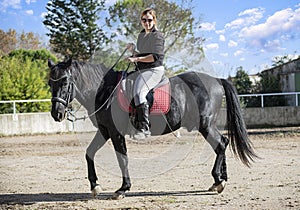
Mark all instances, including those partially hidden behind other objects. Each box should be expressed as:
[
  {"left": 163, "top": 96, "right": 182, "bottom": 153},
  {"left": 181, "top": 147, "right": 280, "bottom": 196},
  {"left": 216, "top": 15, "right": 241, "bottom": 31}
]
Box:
[{"left": 126, "top": 8, "right": 165, "bottom": 140}]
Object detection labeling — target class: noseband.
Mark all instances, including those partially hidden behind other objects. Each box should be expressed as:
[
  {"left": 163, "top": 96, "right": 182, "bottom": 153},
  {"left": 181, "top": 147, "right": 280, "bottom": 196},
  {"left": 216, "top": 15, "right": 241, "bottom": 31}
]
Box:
[{"left": 49, "top": 72, "right": 74, "bottom": 108}]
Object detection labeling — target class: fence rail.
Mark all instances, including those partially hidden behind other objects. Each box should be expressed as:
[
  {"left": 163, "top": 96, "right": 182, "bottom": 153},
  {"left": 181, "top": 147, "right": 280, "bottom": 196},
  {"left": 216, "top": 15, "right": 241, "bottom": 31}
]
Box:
[
  {"left": 0, "top": 99, "right": 51, "bottom": 117},
  {"left": 1, "top": 92, "right": 300, "bottom": 114},
  {"left": 238, "top": 92, "right": 300, "bottom": 107}
]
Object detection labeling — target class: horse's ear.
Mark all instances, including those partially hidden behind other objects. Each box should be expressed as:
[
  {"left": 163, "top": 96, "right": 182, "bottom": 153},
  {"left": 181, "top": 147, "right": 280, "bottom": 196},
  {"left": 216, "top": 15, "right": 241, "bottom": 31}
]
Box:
[
  {"left": 48, "top": 59, "right": 55, "bottom": 68},
  {"left": 66, "top": 57, "right": 72, "bottom": 67}
]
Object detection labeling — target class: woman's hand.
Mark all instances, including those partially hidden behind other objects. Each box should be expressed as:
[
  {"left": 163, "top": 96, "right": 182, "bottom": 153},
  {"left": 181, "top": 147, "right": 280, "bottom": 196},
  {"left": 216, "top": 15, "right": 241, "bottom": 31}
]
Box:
[
  {"left": 126, "top": 56, "right": 139, "bottom": 63},
  {"left": 126, "top": 43, "right": 135, "bottom": 54}
]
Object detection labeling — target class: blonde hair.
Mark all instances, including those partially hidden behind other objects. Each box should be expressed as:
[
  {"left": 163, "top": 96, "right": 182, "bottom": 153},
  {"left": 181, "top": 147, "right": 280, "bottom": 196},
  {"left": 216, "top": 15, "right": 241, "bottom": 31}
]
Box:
[{"left": 140, "top": 8, "right": 157, "bottom": 26}]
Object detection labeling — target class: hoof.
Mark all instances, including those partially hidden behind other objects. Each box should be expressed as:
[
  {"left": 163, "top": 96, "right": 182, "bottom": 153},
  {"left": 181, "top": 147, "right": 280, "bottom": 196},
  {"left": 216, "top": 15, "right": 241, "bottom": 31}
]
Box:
[
  {"left": 208, "top": 180, "right": 226, "bottom": 194},
  {"left": 112, "top": 191, "right": 125, "bottom": 200},
  {"left": 91, "top": 185, "right": 102, "bottom": 198},
  {"left": 216, "top": 180, "right": 226, "bottom": 194},
  {"left": 208, "top": 184, "right": 217, "bottom": 192}
]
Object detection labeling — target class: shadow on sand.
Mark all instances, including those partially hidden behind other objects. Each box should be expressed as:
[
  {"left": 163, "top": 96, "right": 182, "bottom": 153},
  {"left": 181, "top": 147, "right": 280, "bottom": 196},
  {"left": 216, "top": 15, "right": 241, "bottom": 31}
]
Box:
[{"left": 0, "top": 190, "right": 217, "bottom": 204}]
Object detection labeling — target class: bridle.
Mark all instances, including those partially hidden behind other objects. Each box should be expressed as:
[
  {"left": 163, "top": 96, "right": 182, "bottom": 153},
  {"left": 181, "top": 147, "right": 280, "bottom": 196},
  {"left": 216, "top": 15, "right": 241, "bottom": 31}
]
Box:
[{"left": 49, "top": 70, "right": 75, "bottom": 108}]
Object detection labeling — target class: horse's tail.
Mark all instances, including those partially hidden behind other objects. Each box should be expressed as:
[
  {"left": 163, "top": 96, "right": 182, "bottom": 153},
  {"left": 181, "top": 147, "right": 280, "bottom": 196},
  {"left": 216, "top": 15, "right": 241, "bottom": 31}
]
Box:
[{"left": 221, "top": 79, "right": 258, "bottom": 167}]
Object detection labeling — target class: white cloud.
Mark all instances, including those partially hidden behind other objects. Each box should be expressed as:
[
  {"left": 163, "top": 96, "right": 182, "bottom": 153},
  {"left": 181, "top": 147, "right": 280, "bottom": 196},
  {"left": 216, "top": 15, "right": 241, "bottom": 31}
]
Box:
[
  {"left": 25, "top": 9, "right": 33, "bottom": 15},
  {"left": 225, "top": 18, "right": 244, "bottom": 30},
  {"left": 40, "top": 12, "right": 47, "bottom": 18},
  {"left": 216, "top": 29, "right": 225, "bottom": 34},
  {"left": 200, "top": 22, "right": 216, "bottom": 31},
  {"left": 263, "top": 39, "right": 283, "bottom": 51},
  {"left": 0, "top": 0, "right": 21, "bottom": 11},
  {"left": 234, "top": 50, "right": 243, "bottom": 57},
  {"left": 220, "top": 53, "right": 228, "bottom": 57},
  {"left": 206, "top": 43, "right": 219, "bottom": 50},
  {"left": 225, "top": 7, "right": 265, "bottom": 29},
  {"left": 25, "top": 0, "right": 36, "bottom": 4},
  {"left": 240, "top": 7, "right": 300, "bottom": 50},
  {"left": 219, "top": 34, "right": 226, "bottom": 42},
  {"left": 228, "top": 40, "right": 238, "bottom": 47}
]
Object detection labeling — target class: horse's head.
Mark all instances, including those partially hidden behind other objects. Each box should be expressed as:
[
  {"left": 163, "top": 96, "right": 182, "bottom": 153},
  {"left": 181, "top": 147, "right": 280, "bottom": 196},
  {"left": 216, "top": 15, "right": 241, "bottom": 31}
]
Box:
[{"left": 48, "top": 58, "right": 76, "bottom": 122}]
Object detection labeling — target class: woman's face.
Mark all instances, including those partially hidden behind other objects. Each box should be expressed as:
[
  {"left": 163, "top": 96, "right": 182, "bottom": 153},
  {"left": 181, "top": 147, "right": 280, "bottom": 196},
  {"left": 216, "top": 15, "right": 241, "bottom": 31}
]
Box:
[{"left": 141, "top": 13, "right": 155, "bottom": 32}]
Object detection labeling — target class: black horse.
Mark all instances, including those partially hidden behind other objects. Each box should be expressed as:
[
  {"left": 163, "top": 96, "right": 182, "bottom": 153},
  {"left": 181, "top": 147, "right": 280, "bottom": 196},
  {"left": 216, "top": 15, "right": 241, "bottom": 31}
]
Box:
[{"left": 47, "top": 58, "right": 257, "bottom": 199}]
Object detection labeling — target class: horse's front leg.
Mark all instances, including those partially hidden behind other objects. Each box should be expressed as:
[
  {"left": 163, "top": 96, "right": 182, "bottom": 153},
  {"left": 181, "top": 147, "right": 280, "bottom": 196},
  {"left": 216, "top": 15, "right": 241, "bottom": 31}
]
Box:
[
  {"left": 110, "top": 132, "right": 131, "bottom": 199},
  {"left": 86, "top": 127, "right": 109, "bottom": 197}
]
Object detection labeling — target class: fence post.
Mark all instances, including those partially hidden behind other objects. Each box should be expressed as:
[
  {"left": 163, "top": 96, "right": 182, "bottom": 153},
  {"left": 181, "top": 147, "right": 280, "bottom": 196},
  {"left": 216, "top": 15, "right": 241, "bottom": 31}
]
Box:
[
  {"left": 296, "top": 93, "right": 299, "bottom": 106},
  {"left": 13, "top": 101, "right": 18, "bottom": 121},
  {"left": 261, "top": 95, "right": 264, "bottom": 108}
]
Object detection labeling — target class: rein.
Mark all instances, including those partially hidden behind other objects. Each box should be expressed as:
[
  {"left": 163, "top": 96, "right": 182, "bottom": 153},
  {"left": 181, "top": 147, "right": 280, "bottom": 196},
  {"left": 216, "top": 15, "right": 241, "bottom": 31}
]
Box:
[{"left": 67, "top": 75, "right": 124, "bottom": 122}]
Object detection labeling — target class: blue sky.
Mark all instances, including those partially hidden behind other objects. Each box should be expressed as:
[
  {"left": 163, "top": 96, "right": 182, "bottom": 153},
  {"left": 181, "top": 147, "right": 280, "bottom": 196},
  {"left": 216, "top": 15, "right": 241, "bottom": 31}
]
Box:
[
  {"left": 0, "top": 0, "right": 300, "bottom": 77},
  {"left": 196, "top": 0, "right": 300, "bottom": 76}
]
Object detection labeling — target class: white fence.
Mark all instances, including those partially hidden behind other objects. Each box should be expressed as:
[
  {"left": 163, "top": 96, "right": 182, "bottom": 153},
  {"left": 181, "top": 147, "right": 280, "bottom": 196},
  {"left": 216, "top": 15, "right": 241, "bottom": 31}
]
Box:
[
  {"left": 238, "top": 92, "right": 300, "bottom": 107},
  {"left": 0, "top": 106, "right": 299, "bottom": 136},
  {"left": 0, "top": 99, "right": 51, "bottom": 117},
  {"left": 0, "top": 92, "right": 299, "bottom": 136},
  {"left": 1, "top": 92, "right": 299, "bottom": 115}
]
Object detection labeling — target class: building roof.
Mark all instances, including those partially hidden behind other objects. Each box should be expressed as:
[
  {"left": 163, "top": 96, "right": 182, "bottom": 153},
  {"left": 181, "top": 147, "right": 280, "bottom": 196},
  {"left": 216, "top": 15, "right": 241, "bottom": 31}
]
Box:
[{"left": 261, "top": 57, "right": 300, "bottom": 75}]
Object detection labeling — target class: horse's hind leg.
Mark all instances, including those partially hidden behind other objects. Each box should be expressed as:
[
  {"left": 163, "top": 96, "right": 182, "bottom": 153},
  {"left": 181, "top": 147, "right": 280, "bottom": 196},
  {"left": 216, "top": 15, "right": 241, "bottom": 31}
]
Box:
[
  {"left": 110, "top": 131, "right": 131, "bottom": 199},
  {"left": 200, "top": 127, "right": 229, "bottom": 193},
  {"left": 86, "top": 127, "right": 109, "bottom": 197},
  {"left": 220, "top": 138, "right": 229, "bottom": 182}
]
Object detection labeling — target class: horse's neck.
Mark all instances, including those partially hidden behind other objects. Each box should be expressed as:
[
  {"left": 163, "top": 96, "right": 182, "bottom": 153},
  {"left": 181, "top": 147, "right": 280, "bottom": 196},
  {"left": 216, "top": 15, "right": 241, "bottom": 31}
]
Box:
[
  {"left": 75, "top": 89, "right": 97, "bottom": 113},
  {"left": 73, "top": 62, "right": 106, "bottom": 114}
]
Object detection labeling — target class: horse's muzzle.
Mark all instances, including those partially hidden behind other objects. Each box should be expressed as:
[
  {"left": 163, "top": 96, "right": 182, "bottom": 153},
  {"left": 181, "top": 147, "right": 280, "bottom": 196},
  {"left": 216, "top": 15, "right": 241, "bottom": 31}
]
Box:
[{"left": 51, "top": 103, "right": 66, "bottom": 122}]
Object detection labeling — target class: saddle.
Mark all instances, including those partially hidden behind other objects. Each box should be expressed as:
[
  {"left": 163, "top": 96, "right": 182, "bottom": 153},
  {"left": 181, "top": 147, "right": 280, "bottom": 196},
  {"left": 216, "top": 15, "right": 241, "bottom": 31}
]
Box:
[{"left": 117, "top": 71, "right": 171, "bottom": 115}]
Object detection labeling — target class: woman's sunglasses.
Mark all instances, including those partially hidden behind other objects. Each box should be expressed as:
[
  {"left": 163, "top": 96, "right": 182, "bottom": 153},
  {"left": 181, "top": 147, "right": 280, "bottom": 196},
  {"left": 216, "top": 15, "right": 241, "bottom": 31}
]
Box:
[{"left": 141, "top": 18, "right": 153, "bottom": 23}]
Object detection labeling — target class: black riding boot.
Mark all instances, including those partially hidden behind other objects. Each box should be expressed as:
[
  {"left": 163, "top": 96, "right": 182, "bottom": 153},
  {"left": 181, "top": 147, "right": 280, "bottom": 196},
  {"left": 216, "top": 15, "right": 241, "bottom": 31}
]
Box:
[{"left": 133, "top": 102, "right": 151, "bottom": 140}]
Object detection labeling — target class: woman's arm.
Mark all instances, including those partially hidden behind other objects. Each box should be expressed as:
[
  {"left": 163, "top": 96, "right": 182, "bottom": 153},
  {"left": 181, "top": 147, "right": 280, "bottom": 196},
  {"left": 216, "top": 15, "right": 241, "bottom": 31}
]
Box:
[{"left": 127, "top": 54, "right": 154, "bottom": 63}]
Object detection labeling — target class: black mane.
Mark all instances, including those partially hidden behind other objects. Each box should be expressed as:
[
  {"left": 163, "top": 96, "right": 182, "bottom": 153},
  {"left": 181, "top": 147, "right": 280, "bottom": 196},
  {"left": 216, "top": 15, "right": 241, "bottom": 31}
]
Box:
[{"left": 70, "top": 60, "right": 109, "bottom": 94}]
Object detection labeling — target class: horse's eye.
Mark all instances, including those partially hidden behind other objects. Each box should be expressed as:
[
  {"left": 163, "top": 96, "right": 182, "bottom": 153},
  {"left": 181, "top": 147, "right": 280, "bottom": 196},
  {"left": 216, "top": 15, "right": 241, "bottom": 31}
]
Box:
[
  {"left": 61, "top": 78, "right": 68, "bottom": 86},
  {"left": 62, "top": 81, "right": 68, "bottom": 86}
]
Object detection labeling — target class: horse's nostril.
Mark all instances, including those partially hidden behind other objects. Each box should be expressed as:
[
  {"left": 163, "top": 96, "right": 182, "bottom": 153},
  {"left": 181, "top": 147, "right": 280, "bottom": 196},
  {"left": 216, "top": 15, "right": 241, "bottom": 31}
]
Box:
[
  {"left": 57, "top": 112, "right": 65, "bottom": 121},
  {"left": 57, "top": 113, "right": 62, "bottom": 120}
]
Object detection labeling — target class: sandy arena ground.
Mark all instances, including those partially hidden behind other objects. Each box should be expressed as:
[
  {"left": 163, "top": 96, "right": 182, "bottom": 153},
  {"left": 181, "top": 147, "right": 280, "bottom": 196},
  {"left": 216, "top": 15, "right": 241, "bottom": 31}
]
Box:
[{"left": 0, "top": 127, "right": 299, "bottom": 209}]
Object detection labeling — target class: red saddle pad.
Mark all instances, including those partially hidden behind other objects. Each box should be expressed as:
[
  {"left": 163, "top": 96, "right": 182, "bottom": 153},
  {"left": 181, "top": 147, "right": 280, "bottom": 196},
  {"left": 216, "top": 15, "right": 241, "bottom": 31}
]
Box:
[{"left": 117, "top": 83, "right": 171, "bottom": 115}]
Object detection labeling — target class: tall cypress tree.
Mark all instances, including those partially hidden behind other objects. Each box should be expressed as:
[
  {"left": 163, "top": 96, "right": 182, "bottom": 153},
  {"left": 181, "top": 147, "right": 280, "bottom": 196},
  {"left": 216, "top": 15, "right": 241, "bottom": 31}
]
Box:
[{"left": 43, "top": 0, "right": 107, "bottom": 60}]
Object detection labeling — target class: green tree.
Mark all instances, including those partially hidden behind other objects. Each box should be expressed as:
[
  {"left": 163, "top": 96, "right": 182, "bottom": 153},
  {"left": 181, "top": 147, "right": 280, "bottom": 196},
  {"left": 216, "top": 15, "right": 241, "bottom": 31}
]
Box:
[
  {"left": 231, "top": 67, "right": 258, "bottom": 107},
  {"left": 0, "top": 49, "right": 57, "bottom": 113},
  {"left": 43, "top": 0, "right": 107, "bottom": 60},
  {"left": 258, "top": 72, "right": 285, "bottom": 107},
  {"left": 232, "top": 67, "right": 252, "bottom": 94},
  {"left": 90, "top": 43, "right": 134, "bottom": 72},
  {"left": 271, "top": 55, "right": 294, "bottom": 67},
  {"left": 106, "top": 0, "right": 205, "bottom": 71}
]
